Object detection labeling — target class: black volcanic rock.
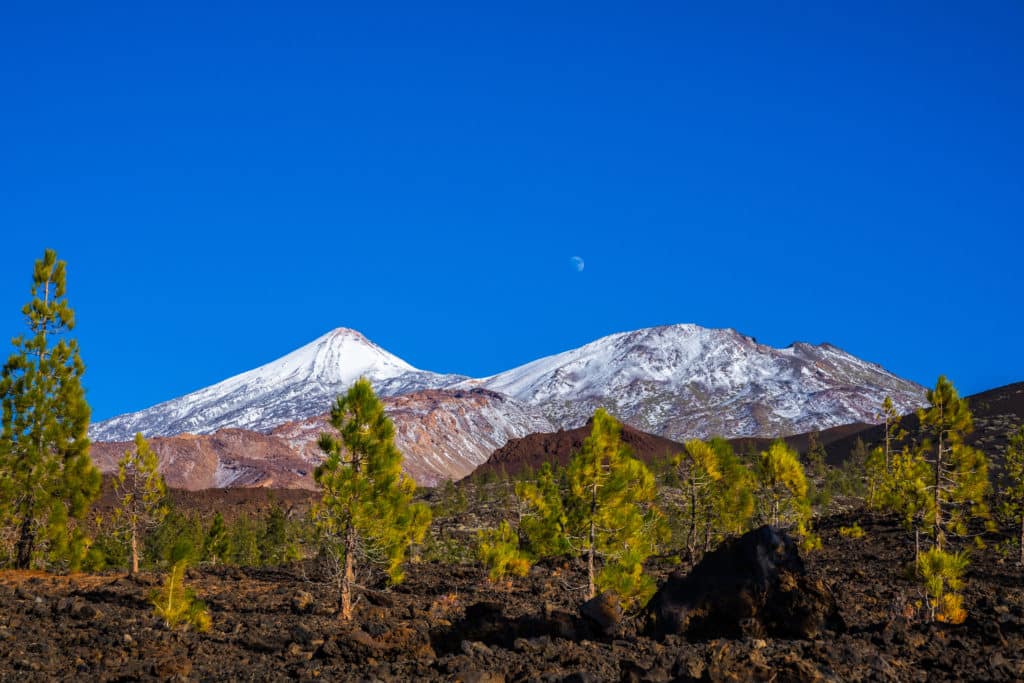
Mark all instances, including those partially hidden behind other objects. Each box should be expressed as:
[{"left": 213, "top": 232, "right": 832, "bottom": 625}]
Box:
[{"left": 645, "top": 526, "right": 844, "bottom": 640}]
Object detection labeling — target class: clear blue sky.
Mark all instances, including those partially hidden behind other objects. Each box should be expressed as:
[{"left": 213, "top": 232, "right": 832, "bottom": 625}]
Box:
[{"left": 1, "top": 2, "right": 1021, "bottom": 421}]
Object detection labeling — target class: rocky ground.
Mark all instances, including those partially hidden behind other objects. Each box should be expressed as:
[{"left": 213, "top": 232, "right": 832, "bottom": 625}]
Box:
[{"left": 0, "top": 512, "right": 1021, "bottom": 682}]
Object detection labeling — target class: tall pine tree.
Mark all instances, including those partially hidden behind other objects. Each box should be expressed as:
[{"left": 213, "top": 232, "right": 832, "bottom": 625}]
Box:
[
  {"left": 564, "top": 408, "right": 665, "bottom": 607},
  {"left": 0, "top": 249, "right": 101, "bottom": 569},
  {"left": 314, "top": 379, "right": 431, "bottom": 620}
]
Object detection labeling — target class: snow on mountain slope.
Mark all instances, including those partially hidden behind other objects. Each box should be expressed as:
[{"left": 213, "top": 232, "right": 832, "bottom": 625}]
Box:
[
  {"left": 92, "top": 323, "right": 928, "bottom": 482},
  {"left": 470, "top": 324, "right": 926, "bottom": 441},
  {"left": 272, "top": 389, "right": 555, "bottom": 486},
  {"left": 90, "top": 389, "right": 553, "bottom": 488},
  {"left": 90, "top": 328, "right": 466, "bottom": 442}
]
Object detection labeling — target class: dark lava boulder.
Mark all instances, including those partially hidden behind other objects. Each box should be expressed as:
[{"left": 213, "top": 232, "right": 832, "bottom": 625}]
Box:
[{"left": 645, "top": 525, "right": 843, "bottom": 640}]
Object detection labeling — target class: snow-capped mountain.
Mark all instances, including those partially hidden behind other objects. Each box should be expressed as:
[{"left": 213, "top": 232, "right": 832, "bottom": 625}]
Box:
[
  {"left": 469, "top": 324, "right": 925, "bottom": 441},
  {"left": 91, "top": 323, "right": 928, "bottom": 484},
  {"left": 89, "top": 328, "right": 466, "bottom": 442}
]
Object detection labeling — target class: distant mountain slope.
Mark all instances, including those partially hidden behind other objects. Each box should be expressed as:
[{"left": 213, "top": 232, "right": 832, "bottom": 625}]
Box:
[
  {"left": 89, "top": 323, "right": 934, "bottom": 489},
  {"left": 819, "top": 381, "right": 1024, "bottom": 468},
  {"left": 470, "top": 324, "right": 926, "bottom": 441},
  {"left": 90, "top": 328, "right": 466, "bottom": 441},
  {"left": 90, "top": 388, "right": 553, "bottom": 489},
  {"left": 471, "top": 382, "right": 1024, "bottom": 483}
]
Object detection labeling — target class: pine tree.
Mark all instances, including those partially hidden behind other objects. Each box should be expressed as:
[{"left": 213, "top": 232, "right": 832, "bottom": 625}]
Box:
[
  {"left": 668, "top": 437, "right": 754, "bottom": 559},
  {"left": 883, "top": 445, "right": 933, "bottom": 562},
  {"left": 564, "top": 408, "right": 665, "bottom": 607},
  {"left": 866, "top": 397, "right": 907, "bottom": 507},
  {"left": 706, "top": 437, "right": 756, "bottom": 540},
  {"left": 113, "top": 433, "right": 169, "bottom": 575},
  {"left": 671, "top": 439, "right": 720, "bottom": 559},
  {"left": 476, "top": 520, "right": 531, "bottom": 582},
  {"left": 917, "top": 376, "right": 991, "bottom": 550},
  {"left": 881, "top": 396, "right": 906, "bottom": 471},
  {"left": 0, "top": 249, "right": 101, "bottom": 569},
  {"left": 515, "top": 461, "right": 570, "bottom": 558},
  {"left": 999, "top": 426, "right": 1024, "bottom": 565},
  {"left": 314, "top": 378, "right": 432, "bottom": 621},
  {"left": 805, "top": 430, "right": 831, "bottom": 507},
  {"left": 260, "top": 504, "right": 294, "bottom": 566},
  {"left": 755, "top": 441, "right": 814, "bottom": 545},
  {"left": 202, "top": 512, "right": 230, "bottom": 565}
]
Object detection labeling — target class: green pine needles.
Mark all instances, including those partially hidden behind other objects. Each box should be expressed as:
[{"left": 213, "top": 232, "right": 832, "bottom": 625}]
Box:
[
  {"left": 113, "top": 433, "right": 169, "bottom": 575},
  {"left": 516, "top": 462, "right": 570, "bottom": 559},
  {"left": 515, "top": 409, "right": 666, "bottom": 609},
  {"left": 476, "top": 520, "right": 531, "bottom": 582},
  {"left": 1000, "top": 426, "right": 1024, "bottom": 566},
  {"left": 0, "top": 249, "right": 101, "bottom": 570},
  {"left": 917, "top": 546, "right": 969, "bottom": 624},
  {"left": 669, "top": 437, "right": 754, "bottom": 559},
  {"left": 314, "top": 378, "right": 431, "bottom": 621},
  {"left": 755, "top": 440, "right": 816, "bottom": 549},
  {"left": 151, "top": 539, "right": 211, "bottom": 632}
]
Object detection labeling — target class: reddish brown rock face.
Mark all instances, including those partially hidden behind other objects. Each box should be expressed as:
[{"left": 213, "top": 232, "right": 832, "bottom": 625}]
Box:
[{"left": 90, "top": 389, "right": 552, "bottom": 490}]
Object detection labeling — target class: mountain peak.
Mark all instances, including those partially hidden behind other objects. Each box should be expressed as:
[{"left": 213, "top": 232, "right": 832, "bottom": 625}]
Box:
[{"left": 88, "top": 327, "right": 460, "bottom": 441}]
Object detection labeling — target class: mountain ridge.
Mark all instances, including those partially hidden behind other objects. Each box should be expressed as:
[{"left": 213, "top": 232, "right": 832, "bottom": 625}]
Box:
[{"left": 91, "top": 323, "right": 926, "bottom": 448}]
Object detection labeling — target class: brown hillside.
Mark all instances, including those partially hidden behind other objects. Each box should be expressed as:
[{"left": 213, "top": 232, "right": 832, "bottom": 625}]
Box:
[{"left": 470, "top": 419, "right": 687, "bottom": 479}]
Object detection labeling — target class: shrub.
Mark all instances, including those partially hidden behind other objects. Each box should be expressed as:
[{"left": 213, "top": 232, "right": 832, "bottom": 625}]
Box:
[
  {"left": 839, "top": 523, "right": 865, "bottom": 539},
  {"left": 917, "top": 546, "right": 968, "bottom": 624},
  {"left": 476, "top": 521, "right": 531, "bottom": 582}
]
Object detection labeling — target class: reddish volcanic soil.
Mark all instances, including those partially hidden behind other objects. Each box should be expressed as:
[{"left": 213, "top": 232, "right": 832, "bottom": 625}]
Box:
[{"left": 471, "top": 421, "right": 687, "bottom": 480}]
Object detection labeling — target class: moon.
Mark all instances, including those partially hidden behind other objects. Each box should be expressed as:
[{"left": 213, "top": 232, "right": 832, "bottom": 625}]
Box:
[{"left": 569, "top": 256, "right": 585, "bottom": 272}]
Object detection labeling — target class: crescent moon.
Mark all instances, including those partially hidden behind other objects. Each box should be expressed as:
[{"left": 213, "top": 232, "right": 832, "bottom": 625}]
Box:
[{"left": 570, "top": 256, "right": 585, "bottom": 272}]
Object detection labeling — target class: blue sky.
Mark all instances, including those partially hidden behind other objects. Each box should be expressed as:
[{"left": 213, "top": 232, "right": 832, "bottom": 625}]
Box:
[{"left": 1, "top": 2, "right": 1021, "bottom": 421}]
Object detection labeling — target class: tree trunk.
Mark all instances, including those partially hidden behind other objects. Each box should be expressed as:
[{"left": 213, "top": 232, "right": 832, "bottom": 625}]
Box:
[
  {"left": 341, "top": 522, "right": 355, "bottom": 621},
  {"left": 884, "top": 414, "right": 891, "bottom": 473},
  {"left": 587, "top": 481, "right": 597, "bottom": 599},
  {"left": 130, "top": 527, "right": 139, "bottom": 576},
  {"left": 934, "top": 430, "right": 943, "bottom": 551},
  {"left": 703, "top": 508, "right": 712, "bottom": 553},
  {"left": 15, "top": 506, "right": 35, "bottom": 570},
  {"left": 687, "top": 480, "right": 697, "bottom": 559}
]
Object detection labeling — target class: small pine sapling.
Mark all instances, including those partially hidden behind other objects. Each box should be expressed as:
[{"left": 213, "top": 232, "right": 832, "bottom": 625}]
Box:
[
  {"left": 476, "top": 520, "right": 531, "bottom": 582},
  {"left": 838, "top": 523, "right": 865, "bottom": 539},
  {"left": 917, "top": 546, "right": 969, "bottom": 624},
  {"left": 151, "top": 539, "right": 211, "bottom": 632}
]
